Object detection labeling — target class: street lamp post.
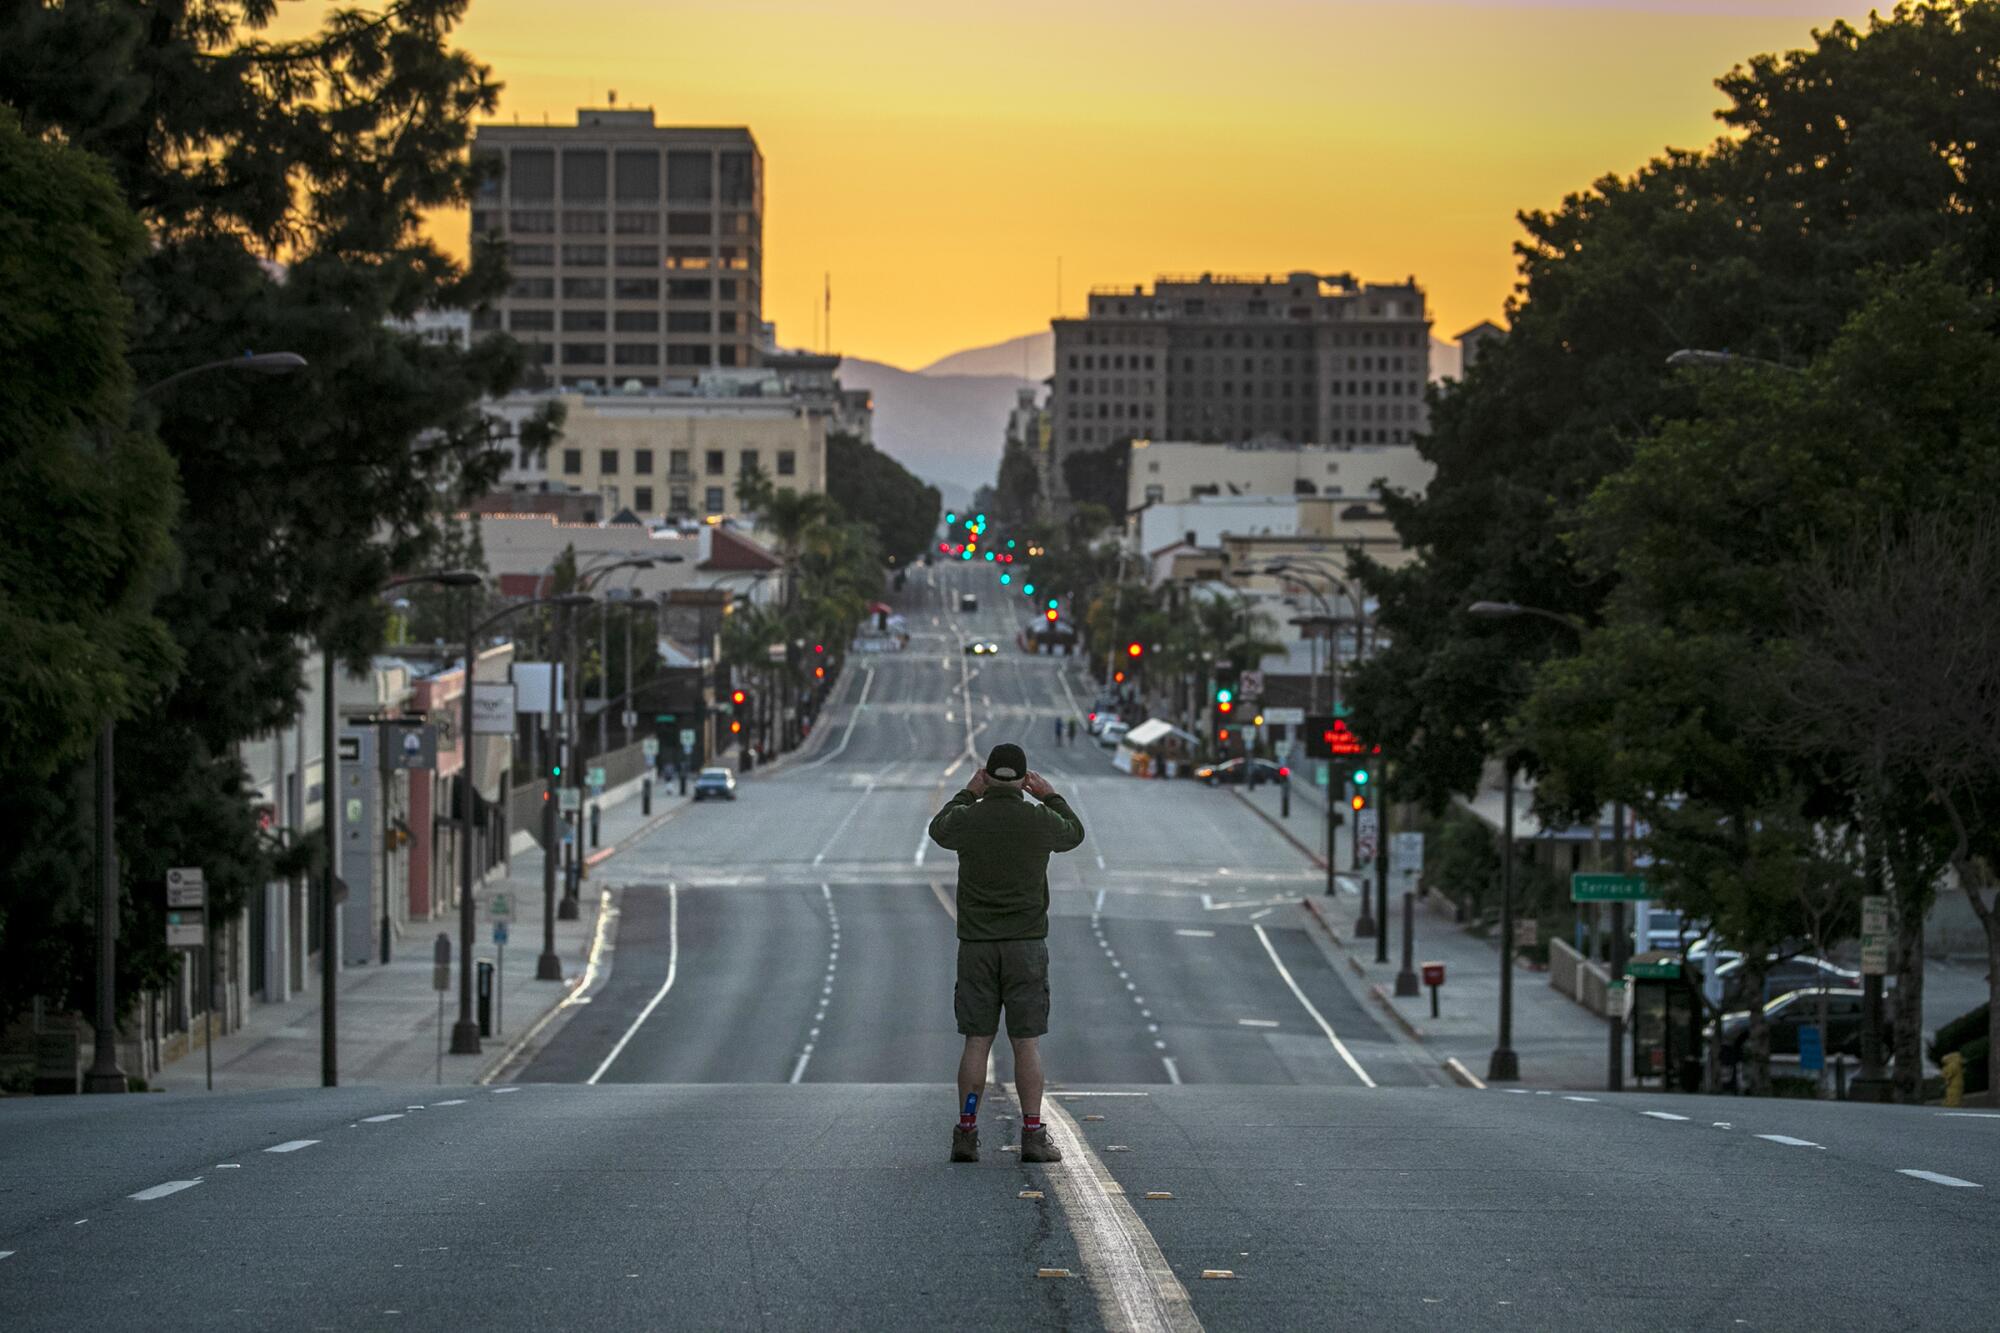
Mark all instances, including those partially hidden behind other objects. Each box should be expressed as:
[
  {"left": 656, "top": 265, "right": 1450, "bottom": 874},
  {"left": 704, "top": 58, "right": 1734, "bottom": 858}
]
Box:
[
  {"left": 1467, "top": 599, "right": 1612, "bottom": 1088},
  {"left": 1489, "top": 754, "right": 1521, "bottom": 1083},
  {"left": 84, "top": 352, "right": 307, "bottom": 1095}
]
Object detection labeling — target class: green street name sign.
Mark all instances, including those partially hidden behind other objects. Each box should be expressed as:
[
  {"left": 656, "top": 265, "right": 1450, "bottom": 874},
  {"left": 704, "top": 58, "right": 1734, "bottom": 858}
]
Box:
[
  {"left": 1570, "top": 872, "right": 1649, "bottom": 902},
  {"left": 1626, "top": 960, "right": 1680, "bottom": 980}
]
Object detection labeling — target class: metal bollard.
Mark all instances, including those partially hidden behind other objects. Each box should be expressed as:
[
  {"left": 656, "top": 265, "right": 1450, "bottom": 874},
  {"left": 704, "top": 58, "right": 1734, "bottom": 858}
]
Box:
[
  {"left": 589, "top": 803, "right": 601, "bottom": 848},
  {"left": 476, "top": 959, "right": 495, "bottom": 1037},
  {"left": 642, "top": 777, "right": 652, "bottom": 816}
]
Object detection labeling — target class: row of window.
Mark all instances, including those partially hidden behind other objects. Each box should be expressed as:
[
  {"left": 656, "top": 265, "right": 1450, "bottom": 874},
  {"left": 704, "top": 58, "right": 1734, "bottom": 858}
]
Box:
[
  {"left": 1064, "top": 378, "right": 1425, "bottom": 402},
  {"left": 508, "top": 274, "right": 758, "bottom": 300},
  {"left": 505, "top": 310, "right": 738, "bottom": 334},
  {"left": 1064, "top": 424, "right": 1410, "bottom": 447},
  {"left": 603, "top": 484, "right": 727, "bottom": 516},
  {"left": 1070, "top": 327, "right": 1423, "bottom": 350},
  {"left": 1067, "top": 348, "right": 1423, "bottom": 375},
  {"left": 474, "top": 210, "right": 758, "bottom": 237},
  {"left": 559, "top": 447, "right": 794, "bottom": 479},
  {"left": 475, "top": 147, "right": 758, "bottom": 209},
  {"left": 508, "top": 244, "right": 757, "bottom": 268},
  {"left": 520, "top": 344, "right": 740, "bottom": 368}
]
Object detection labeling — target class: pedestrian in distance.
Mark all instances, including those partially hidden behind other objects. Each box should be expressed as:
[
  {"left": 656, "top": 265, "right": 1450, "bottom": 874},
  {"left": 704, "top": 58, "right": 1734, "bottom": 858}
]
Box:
[
  {"left": 1053, "top": 715, "right": 1064, "bottom": 747},
  {"left": 928, "top": 742, "right": 1086, "bottom": 1164},
  {"left": 1066, "top": 717, "right": 1076, "bottom": 745}
]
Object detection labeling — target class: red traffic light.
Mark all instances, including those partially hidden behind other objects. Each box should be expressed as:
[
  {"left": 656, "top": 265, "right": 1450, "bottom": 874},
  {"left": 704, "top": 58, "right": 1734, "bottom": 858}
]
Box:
[
  {"left": 1113, "top": 670, "right": 1125, "bottom": 684},
  {"left": 813, "top": 665, "right": 825, "bottom": 679},
  {"left": 1045, "top": 609, "right": 1058, "bottom": 621},
  {"left": 1218, "top": 728, "right": 1231, "bottom": 743},
  {"left": 1218, "top": 699, "right": 1233, "bottom": 714},
  {"left": 730, "top": 720, "right": 743, "bottom": 734},
  {"left": 1126, "top": 642, "right": 1143, "bottom": 658},
  {"left": 730, "top": 689, "right": 747, "bottom": 706},
  {"left": 814, "top": 643, "right": 825, "bottom": 654}
]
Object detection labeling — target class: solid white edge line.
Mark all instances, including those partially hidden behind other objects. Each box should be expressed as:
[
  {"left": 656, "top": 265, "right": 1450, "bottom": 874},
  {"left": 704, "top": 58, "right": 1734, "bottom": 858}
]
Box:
[
  {"left": 586, "top": 883, "right": 678, "bottom": 1085},
  {"left": 1898, "top": 1169, "right": 1983, "bottom": 1188},
  {"left": 1036, "top": 1092, "right": 1202, "bottom": 1333},
  {"left": 264, "top": 1140, "right": 320, "bottom": 1153},
  {"left": 1160, "top": 1056, "right": 1183, "bottom": 1084},
  {"left": 1251, "top": 924, "right": 1376, "bottom": 1088},
  {"left": 129, "top": 1180, "right": 202, "bottom": 1201}
]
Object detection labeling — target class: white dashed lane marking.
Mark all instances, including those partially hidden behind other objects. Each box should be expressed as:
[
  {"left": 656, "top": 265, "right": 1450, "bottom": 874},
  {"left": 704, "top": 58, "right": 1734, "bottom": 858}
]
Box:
[
  {"left": 1562, "top": 1096, "right": 1599, "bottom": 1103},
  {"left": 361, "top": 1114, "right": 404, "bottom": 1123},
  {"left": 129, "top": 1180, "right": 202, "bottom": 1201},
  {"left": 1642, "top": 1111, "right": 1690, "bottom": 1122},
  {"left": 265, "top": 1140, "right": 319, "bottom": 1154},
  {"left": 1237, "top": 1019, "right": 1280, "bottom": 1028},
  {"left": 1898, "top": 1169, "right": 1983, "bottom": 1188},
  {"left": 1757, "top": 1135, "right": 1824, "bottom": 1149}
]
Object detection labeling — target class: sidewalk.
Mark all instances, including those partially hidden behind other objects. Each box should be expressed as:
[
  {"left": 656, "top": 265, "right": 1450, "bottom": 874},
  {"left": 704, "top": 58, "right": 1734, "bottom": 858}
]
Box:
[
  {"left": 154, "top": 771, "right": 691, "bottom": 1092},
  {"left": 1234, "top": 775, "right": 1615, "bottom": 1090}
]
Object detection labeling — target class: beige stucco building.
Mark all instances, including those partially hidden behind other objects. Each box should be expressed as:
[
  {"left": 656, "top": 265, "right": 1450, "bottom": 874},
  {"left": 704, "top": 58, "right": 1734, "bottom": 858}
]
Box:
[
  {"left": 1127, "top": 439, "right": 1433, "bottom": 512},
  {"left": 495, "top": 389, "right": 827, "bottom": 521}
]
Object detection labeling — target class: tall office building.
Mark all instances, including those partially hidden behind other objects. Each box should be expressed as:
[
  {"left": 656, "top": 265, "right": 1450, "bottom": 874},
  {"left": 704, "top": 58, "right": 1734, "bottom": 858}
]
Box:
[
  {"left": 1048, "top": 271, "right": 1431, "bottom": 501},
  {"left": 470, "top": 108, "right": 763, "bottom": 386}
]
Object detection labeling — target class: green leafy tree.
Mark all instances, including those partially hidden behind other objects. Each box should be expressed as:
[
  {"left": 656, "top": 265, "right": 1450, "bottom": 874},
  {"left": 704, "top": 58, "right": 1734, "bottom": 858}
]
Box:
[
  {"left": 0, "top": 0, "right": 534, "bottom": 1025},
  {"left": 0, "top": 107, "right": 180, "bottom": 1018},
  {"left": 825, "top": 431, "right": 940, "bottom": 567},
  {"left": 1061, "top": 440, "right": 1130, "bottom": 515}
]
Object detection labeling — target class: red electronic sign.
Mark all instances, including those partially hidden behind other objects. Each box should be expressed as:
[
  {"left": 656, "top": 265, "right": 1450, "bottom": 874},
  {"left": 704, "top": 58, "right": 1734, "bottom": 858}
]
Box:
[{"left": 1421, "top": 962, "right": 1446, "bottom": 988}]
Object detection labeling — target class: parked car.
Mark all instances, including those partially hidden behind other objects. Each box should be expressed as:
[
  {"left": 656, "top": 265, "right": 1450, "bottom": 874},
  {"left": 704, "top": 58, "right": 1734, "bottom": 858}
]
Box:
[
  {"left": 958, "top": 593, "right": 979, "bottom": 613},
  {"left": 962, "top": 640, "right": 1000, "bottom": 655},
  {"left": 1643, "top": 908, "right": 1693, "bottom": 953},
  {"left": 1715, "top": 955, "right": 1859, "bottom": 1010},
  {"left": 1192, "top": 757, "right": 1289, "bottom": 787},
  {"left": 1097, "top": 720, "right": 1130, "bottom": 748},
  {"left": 1717, "top": 987, "right": 1882, "bottom": 1064},
  {"left": 692, "top": 766, "right": 738, "bottom": 801},
  {"left": 1086, "top": 711, "right": 1110, "bottom": 735}
]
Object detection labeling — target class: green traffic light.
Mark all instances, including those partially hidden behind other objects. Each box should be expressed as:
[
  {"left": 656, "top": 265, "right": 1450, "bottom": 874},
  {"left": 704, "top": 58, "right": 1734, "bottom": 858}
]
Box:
[
  {"left": 1353, "top": 768, "right": 1370, "bottom": 786},
  {"left": 1217, "top": 687, "right": 1233, "bottom": 704},
  {"left": 1000, "top": 574, "right": 1010, "bottom": 584},
  {"left": 1047, "top": 599, "right": 1058, "bottom": 610},
  {"left": 946, "top": 512, "right": 956, "bottom": 523},
  {"left": 1006, "top": 539, "right": 1016, "bottom": 549},
  {"left": 1023, "top": 583, "right": 1035, "bottom": 595}
]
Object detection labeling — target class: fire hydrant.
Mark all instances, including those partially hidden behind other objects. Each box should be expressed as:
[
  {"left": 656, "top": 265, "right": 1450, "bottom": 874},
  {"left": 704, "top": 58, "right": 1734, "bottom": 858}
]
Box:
[{"left": 1943, "top": 1051, "right": 1966, "bottom": 1108}]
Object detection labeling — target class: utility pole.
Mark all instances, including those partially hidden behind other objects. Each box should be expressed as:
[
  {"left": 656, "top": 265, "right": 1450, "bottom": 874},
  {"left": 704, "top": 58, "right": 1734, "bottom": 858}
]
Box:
[
  {"left": 1608, "top": 801, "right": 1628, "bottom": 1091},
  {"left": 321, "top": 648, "right": 339, "bottom": 1086},
  {"left": 538, "top": 600, "right": 564, "bottom": 979}
]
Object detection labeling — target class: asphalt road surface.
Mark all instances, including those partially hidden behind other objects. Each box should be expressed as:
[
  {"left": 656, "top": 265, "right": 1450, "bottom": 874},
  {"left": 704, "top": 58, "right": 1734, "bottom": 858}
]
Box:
[{"left": 3, "top": 563, "right": 1996, "bottom": 1331}]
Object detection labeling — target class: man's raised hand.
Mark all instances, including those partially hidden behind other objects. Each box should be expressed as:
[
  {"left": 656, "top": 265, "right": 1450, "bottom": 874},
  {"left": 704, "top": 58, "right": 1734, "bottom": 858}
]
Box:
[
  {"left": 1023, "top": 771, "right": 1054, "bottom": 799},
  {"left": 967, "top": 767, "right": 991, "bottom": 797}
]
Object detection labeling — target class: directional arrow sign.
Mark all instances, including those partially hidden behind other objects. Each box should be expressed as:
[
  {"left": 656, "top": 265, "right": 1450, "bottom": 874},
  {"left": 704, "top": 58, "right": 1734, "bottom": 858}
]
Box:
[{"left": 1571, "top": 872, "right": 1649, "bottom": 902}]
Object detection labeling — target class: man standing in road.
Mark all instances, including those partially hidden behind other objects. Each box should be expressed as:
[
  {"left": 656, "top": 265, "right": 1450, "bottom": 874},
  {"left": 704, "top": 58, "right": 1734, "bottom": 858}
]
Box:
[{"left": 928, "top": 742, "right": 1086, "bottom": 1164}]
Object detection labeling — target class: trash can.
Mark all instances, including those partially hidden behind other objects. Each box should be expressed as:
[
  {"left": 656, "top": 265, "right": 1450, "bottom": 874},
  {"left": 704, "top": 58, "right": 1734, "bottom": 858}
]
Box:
[{"left": 476, "top": 959, "right": 495, "bottom": 1037}]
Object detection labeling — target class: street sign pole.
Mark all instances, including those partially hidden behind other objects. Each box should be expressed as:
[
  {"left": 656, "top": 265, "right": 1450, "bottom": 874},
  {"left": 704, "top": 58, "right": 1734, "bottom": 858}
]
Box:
[{"left": 1609, "top": 802, "right": 1627, "bottom": 1094}]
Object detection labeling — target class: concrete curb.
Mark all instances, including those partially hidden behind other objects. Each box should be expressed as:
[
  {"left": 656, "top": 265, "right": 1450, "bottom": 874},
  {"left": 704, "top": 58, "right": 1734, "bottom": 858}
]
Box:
[
  {"left": 1369, "top": 982, "right": 1427, "bottom": 1043},
  {"left": 1442, "top": 1057, "right": 1488, "bottom": 1090},
  {"left": 1235, "top": 788, "right": 1327, "bottom": 869}
]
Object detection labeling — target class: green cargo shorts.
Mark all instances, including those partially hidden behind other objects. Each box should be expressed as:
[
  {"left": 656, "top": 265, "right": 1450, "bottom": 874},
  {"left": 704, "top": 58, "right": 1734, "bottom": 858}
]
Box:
[{"left": 954, "top": 939, "right": 1051, "bottom": 1038}]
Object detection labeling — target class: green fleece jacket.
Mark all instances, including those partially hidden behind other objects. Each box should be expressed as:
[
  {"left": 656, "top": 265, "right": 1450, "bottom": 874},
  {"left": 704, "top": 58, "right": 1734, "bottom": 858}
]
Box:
[{"left": 927, "top": 785, "right": 1086, "bottom": 940}]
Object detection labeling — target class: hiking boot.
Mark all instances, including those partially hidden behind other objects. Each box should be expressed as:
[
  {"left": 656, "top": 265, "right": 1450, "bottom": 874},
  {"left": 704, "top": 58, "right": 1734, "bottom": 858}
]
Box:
[
  {"left": 951, "top": 1125, "right": 979, "bottom": 1162},
  {"left": 1020, "top": 1126, "right": 1063, "bottom": 1163}
]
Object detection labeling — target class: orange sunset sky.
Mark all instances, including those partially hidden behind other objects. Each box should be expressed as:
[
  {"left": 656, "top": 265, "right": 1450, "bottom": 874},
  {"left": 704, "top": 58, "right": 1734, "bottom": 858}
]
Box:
[{"left": 311, "top": 1, "right": 1880, "bottom": 369}]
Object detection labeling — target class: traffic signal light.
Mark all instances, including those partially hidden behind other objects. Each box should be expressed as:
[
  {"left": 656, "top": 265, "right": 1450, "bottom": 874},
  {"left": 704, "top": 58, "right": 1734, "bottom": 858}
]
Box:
[
  {"left": 946, "top": 511, "right": 956, "bottom": 524},
  {"left": 730, "top": 719, "right": 742, "bottom": 734},
  {"left": 1126, "top": 642, "right": 1143, "bottom": 659},
  {"left": 730, "top": 689, "right": 747, "bottom": 707},
  {"left": 1350, "top": 793, "right": 1366, "bottom": 811},
  {"left": 814, "top": 665, "right": 826, "bottom": 679},
  {"left": 1113, "top": 670, "right": 1126, "bottom": 683},
  {"left": 1216, "top": 686, "right": 1234, "bottom": 705},
  {"left": 1218, "top": 699, "right": 1233, "bottom": 714},
  {"left": 1352, "top": 766, "right": 1370, "bottom": 787},
  {"left": 1045, "top": 609, "right": 1058, "bottom": 622},
  {"left": 1000, "top": 574, "right": 1010, "bottom": 584},
  {"left": 1218, "top": 728, "right": 1231, "bottom": 743},
  {"left": 1023, "top": 583, "right": 1035, "bottom": 596}
]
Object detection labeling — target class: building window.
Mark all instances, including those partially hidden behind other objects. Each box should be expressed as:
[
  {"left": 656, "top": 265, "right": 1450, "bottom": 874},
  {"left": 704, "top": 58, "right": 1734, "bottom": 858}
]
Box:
[
  {"left": 509, "top": 148, "right": 554, "bottom": 201},
  {"left": 561, "top": 277, "right": 605, "bottom": 300},
  {"left": 614, "top": 211, "right": 660, "bottom": 235},
  {"left": 670, "top": 486, "right": 689, "bottom": 515},
  {"left": 777, "top": 450, "right": 796, "bottom": 477},
  {"left": 561, "top": 448, "right": 582, "bottom": 475},
  {"left": 509, "top": 210, "right": 555, "bottom": 233},
  {"left": 615, "top": 149, "right": 660, "bottom": 203},
  {"left": 561, "top": 343, "right": 606, "bottom": 365},
  {"left": 561, "top": 149, "right": 607, "bottom": 201},
  {"left": 599, "top": 449, "right": 619, "bottom": 474},
  {"left": 561, "top": 244, "right": 607, "bottom": 266},
  {"left": 667, "top": 278, "right": 711, "bottom": 301},
  {"left": 703, "top": 485, "right": 725, "bottom": 513},
  {"left": 511, "top": 243, "right": 554, "bottom": 265},
  {"left": 562, "top": 310, "right": 606, "bottom": 332},
  {"left": 509, "top": 277, "right": 555, "bottom": 299},
  {"left": 667, "top": 311, "right": 711, "bottom": 333},
  {"left": 705, "top": 449, "right": 725, "bottom": 475},
  {"left": 634, "top": 449, "right": 654, "bottom": 474},
  {"left": 613, "top": 278, "right": 659, "bottom": 301},
  {"left": 720, "top": 150, "right": 756, "bottom": 206},
  {"left": 717, "top": 346, "right": 737, "bottom": 366},
  {"left": 717, "top": 312, "right": 738, "bottom": 334},
  {"left": 614, "top": 310, "right": 659, "bottom": 333},
  {"left": 667, "top": 345, "right": 713, "bottom": 366},
  {"left": 670, "top": 449, "right": 692, "bottom": 478},
  {"left": 561, "top": 210, "right": 608, "bottom": 234},
  {"left": 667, "top": 150, "right": 713, "bottom": 203},
  {"left": 614, "top": 344, "right": 658, "bottom": 366},
  {"left": 738, "top": 450, "right": 759, "bottom": 477},
  {"left": 509, "top": 309, "right": 554, "bottom": 333},
  {"left": 602, "top": 484, "right": 619, "bottom": 509},
  {"left": 615, "top": 245, "right": 659, "bottom": 267},
  {"left": 634, "top": 485, "right": 654, "bottom": 512},
  {"left": 667, "top": 211, "right": 713, "bottom": 236},
  {"left": 666, "top": 245, "right": 711, "bottom": 269}
]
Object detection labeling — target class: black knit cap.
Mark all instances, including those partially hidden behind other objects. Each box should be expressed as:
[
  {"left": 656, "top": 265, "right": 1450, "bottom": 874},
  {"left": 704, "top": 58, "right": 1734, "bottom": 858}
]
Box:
[{"left": 985, "top": 742, "right": 1027, "bottom": 782}]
